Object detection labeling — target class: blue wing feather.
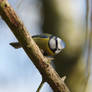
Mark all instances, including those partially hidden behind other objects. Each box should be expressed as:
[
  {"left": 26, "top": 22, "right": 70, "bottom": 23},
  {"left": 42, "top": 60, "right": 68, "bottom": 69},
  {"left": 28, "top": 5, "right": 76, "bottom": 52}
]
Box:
[{"left": 32, "top": 34, "right": 52, "bottom": 38}]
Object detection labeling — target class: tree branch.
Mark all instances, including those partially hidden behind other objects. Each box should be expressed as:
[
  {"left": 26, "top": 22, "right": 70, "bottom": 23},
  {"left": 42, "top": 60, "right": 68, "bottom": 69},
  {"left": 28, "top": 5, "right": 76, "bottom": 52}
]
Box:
[{"left": 0, "top": 0, "right": 70, "bottom": 92}]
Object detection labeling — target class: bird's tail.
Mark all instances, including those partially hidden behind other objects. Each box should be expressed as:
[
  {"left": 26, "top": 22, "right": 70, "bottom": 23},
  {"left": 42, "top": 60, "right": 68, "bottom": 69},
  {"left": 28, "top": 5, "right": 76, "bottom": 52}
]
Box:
[{"left": 10, "top": 42, "right": 21, "bottom": 49}]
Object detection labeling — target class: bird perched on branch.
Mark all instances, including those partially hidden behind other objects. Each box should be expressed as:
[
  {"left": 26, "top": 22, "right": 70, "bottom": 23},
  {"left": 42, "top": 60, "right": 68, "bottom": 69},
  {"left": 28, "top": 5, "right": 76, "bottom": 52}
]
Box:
[
  {"left": 10, "top": 34, "right": 65, "bottom": 92},
  {"left": 10, "top": 34, "right": 65, "bottom": 57}
]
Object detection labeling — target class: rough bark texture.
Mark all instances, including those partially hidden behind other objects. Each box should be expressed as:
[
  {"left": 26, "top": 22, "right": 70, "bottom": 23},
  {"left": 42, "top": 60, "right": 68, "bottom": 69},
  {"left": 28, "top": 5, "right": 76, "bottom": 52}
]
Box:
[{"left": 0, "top": 0, "right": 70, "bottom": 92}]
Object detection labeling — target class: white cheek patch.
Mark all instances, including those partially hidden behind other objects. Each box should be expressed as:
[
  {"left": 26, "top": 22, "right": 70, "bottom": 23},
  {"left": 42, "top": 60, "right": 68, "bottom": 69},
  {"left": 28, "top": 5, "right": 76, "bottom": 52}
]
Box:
[
  {"left": 55, "top": 50, "right": 61, "bottom": 54},
  {"left": 57, "top": 38, "right": 62, "bottom": 49},
  {"left": 58, "top": 37, "right": 65, "bottom": 49},
  {"left": 49, "top": 38, "right": 56, "bottom": 49},
  {"left": 55, "top": 37, "right": 65, "bottom": 54}
]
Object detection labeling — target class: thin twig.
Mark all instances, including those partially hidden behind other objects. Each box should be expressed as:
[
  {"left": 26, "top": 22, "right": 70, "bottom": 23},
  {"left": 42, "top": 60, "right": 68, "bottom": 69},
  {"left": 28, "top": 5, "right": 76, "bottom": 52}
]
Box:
[{"left": 36, "top": 79, "right": 45, "bottom": 92}]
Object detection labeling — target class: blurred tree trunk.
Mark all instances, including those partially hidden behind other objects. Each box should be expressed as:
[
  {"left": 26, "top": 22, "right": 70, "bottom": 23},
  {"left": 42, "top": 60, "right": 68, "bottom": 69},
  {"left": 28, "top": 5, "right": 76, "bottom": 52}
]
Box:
[
  {"left": 41, "top": 0, "right": 88, "bottom": 92},
  {"left": 85, "top": 0, "right": 92, "bottom": 91}
]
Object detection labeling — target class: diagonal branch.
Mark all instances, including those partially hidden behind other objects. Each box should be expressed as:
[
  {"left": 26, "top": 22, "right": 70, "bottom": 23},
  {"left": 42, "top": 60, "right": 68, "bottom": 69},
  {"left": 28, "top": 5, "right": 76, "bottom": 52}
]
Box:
[{"left": 0, "top": 0, "right": 70, "bottom": 92}]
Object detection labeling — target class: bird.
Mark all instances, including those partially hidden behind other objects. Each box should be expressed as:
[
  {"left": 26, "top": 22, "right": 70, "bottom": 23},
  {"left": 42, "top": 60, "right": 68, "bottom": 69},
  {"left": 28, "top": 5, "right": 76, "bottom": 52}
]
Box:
[
  {"left": 10, "top": 34, "right": 65, "bottom": 92},
  {"left": 10, "top": 34, "right": 65, "bottom": 57}
]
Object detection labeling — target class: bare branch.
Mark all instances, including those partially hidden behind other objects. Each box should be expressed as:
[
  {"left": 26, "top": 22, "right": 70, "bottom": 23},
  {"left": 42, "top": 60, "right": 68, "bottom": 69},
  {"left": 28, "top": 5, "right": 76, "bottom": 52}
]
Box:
[{"left": 0, "top": 0, "right": 70, "bottom": 92}]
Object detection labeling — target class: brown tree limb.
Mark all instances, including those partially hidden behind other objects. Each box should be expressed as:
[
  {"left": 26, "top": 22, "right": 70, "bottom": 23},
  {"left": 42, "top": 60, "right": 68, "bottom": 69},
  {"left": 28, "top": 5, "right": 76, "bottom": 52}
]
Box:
[{"left": 0, "top": 0, "right": 70, "bottom": 92}]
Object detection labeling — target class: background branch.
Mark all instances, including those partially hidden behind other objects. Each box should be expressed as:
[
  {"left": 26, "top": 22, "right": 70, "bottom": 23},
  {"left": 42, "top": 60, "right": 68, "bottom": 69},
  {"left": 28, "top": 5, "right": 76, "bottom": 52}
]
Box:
[
  {"left": 0, "top": 0, "right": 70, "bottom": 92},
  {"left": 85, "top": 0, "right": 92, "bottom": 80}
]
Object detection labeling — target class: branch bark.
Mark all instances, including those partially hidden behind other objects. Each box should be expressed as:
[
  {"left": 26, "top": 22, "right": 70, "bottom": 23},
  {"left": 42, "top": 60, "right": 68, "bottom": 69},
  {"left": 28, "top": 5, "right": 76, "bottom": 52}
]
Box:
[{"left": 0, "top": 0, "right": 70, "bottom": 92}]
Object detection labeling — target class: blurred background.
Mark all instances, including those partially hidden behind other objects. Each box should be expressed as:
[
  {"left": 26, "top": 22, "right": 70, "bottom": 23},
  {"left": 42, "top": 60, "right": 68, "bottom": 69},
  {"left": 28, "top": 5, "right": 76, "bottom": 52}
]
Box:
[{"left": 0, "top": 0, "right": 92, "bottom": 92}]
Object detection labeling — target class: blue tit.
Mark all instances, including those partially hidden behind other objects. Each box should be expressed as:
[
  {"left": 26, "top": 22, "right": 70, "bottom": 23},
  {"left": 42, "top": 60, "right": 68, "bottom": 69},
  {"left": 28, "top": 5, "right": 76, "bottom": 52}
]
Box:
[{"left": 10, "top": 34, "right": 65, "bottom": 56}]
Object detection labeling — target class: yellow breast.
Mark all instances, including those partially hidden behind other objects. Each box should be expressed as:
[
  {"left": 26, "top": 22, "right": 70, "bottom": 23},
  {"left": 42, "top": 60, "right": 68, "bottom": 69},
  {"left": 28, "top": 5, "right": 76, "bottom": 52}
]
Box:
[{"left": 33, "top": 37, "right": 54, "bottom": 56}]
